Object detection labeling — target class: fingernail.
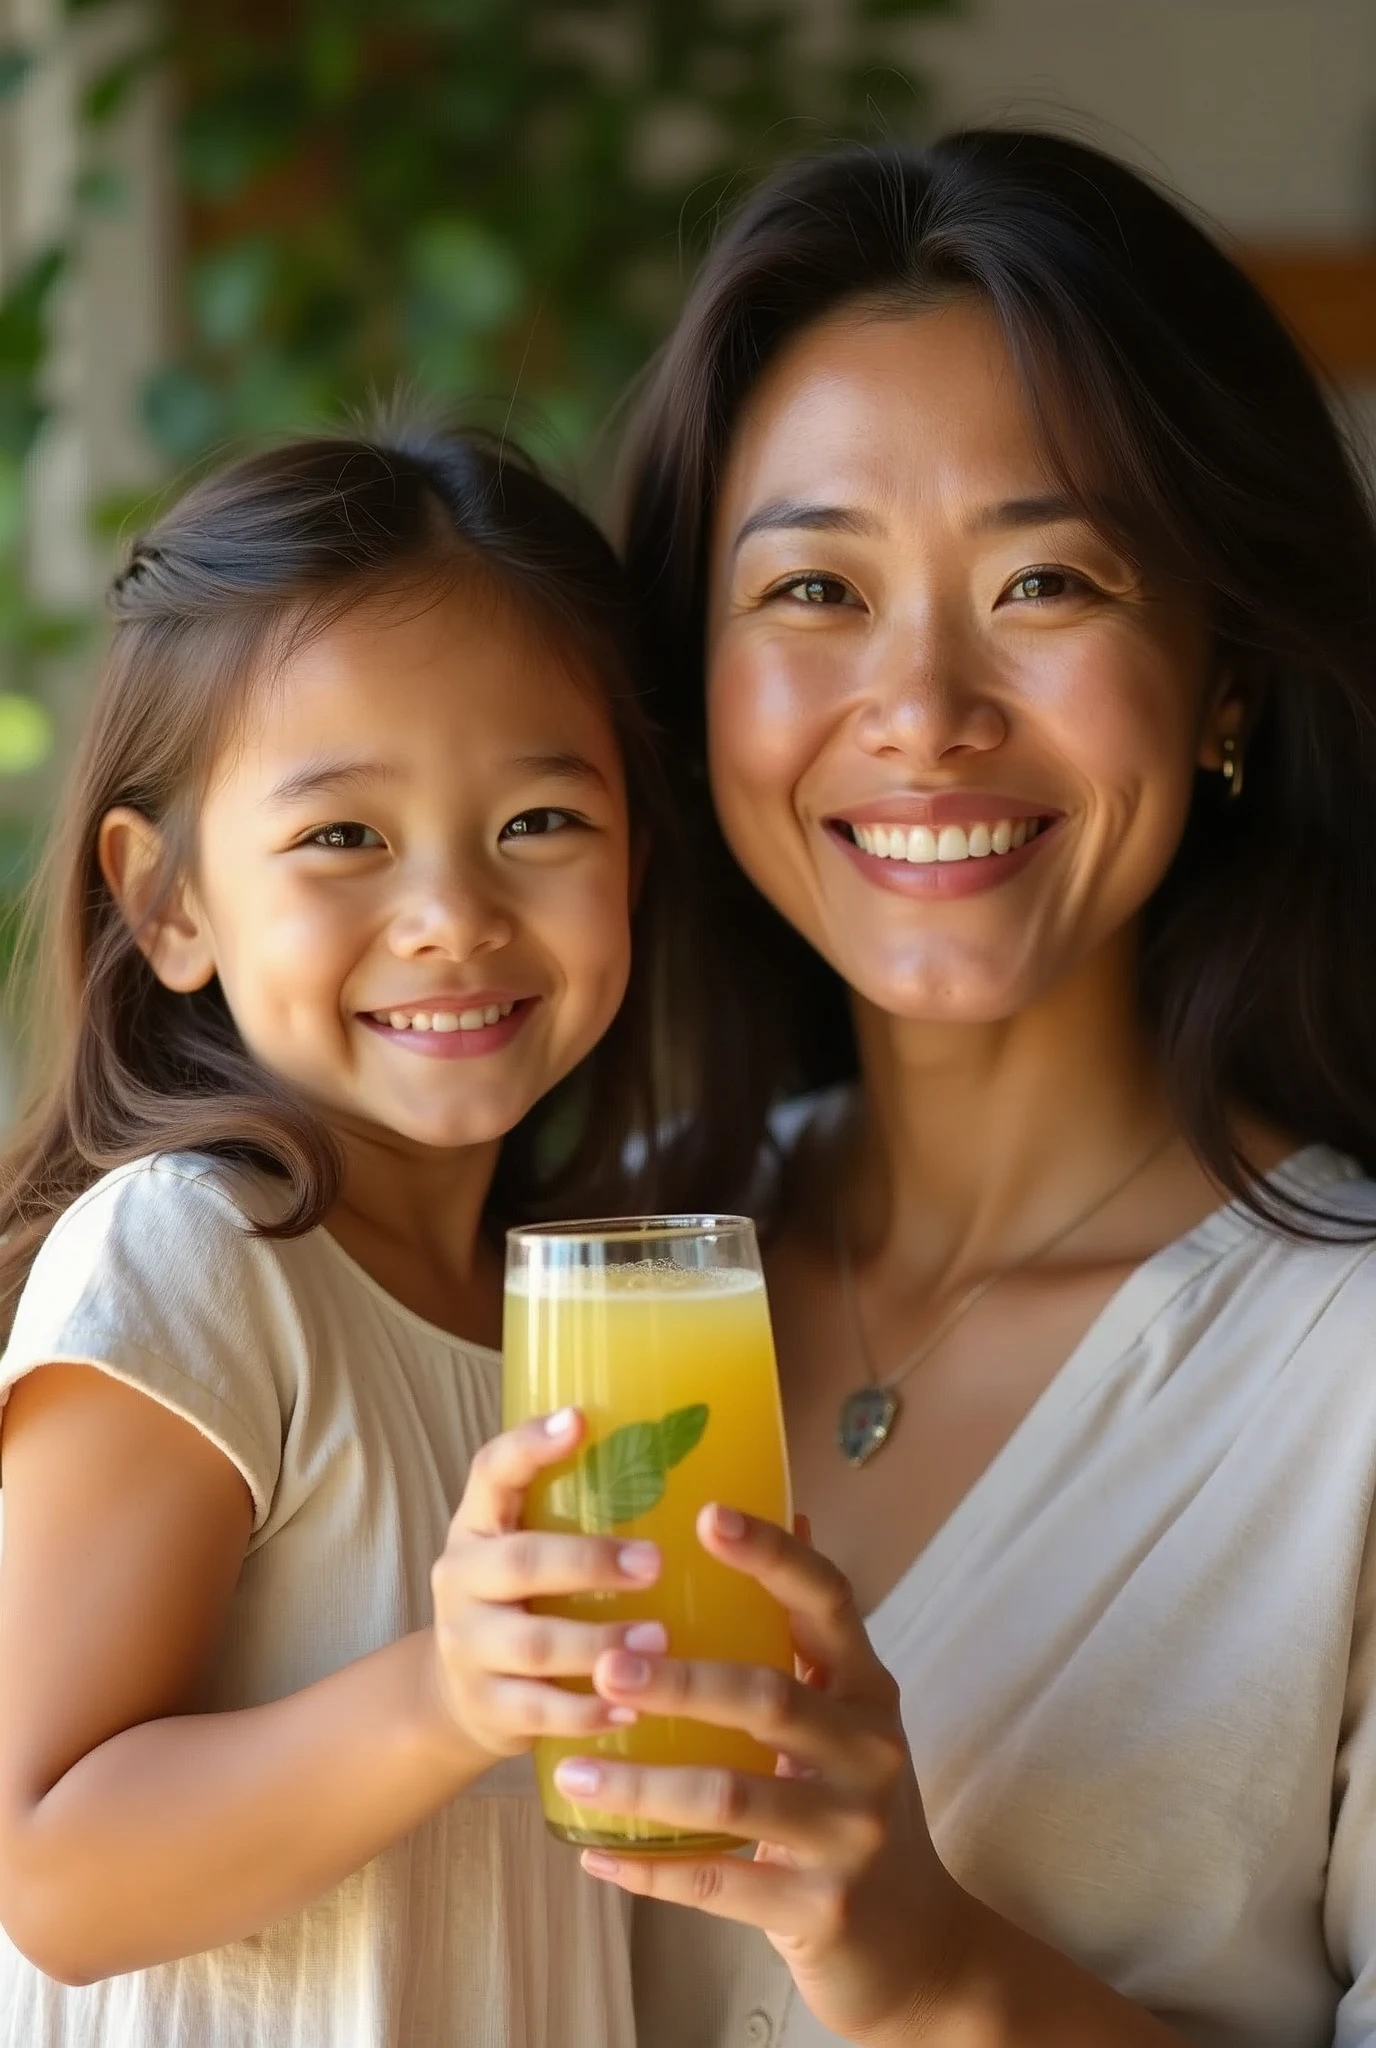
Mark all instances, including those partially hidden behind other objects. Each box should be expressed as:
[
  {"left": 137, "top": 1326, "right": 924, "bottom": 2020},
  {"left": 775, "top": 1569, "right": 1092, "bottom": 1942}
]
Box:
[
  {"left": 623, "top": 1621, "right": 668, "bottom": 1654},
  {"left": 617, "top": 1541, "right": 660, "bottom": 1582},
  {"left": 582, "top": 1851, "right": 620, "bottom": 1878},
  {"left": 555, "top": 1759, "right": 602, "bottom": 1797},
  {"left": 544, "top": 1407, "right": 578, "bottom": 1437},
  {"left": 606, "top": 1706, "right": 638, "bottom": 1726},
  {"left": 603, "top": 1650, "right": 651, "bottom": 1690},
  {"left": 711, "top": 1504, "right": 747, "bottom": 1541}
]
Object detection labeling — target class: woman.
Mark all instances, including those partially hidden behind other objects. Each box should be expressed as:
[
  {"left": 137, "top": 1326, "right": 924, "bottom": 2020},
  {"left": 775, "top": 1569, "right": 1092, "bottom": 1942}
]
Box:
[{"left": 555, "top": 133, "right": 1376, "bottom": 2045}]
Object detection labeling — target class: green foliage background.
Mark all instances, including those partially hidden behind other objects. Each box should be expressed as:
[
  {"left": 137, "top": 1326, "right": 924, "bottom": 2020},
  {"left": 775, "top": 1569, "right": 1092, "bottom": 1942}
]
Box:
[{"left": 0, "top": 0, "right": 946, "bottom": 1005}]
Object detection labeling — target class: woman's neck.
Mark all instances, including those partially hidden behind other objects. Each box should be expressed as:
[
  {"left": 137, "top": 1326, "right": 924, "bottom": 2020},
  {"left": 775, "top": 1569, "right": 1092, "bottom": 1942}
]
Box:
[
  {"left": 843, "top": 931, "right": 1176, "bottom": 1286},
  {"left": 323, "top": 1122, "right": 506, "bottom": 1346}
]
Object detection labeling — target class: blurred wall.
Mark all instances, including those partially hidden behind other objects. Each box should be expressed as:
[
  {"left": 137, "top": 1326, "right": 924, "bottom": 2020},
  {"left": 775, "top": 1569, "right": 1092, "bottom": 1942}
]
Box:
[{"left": 904, "top": 0, "right": 1376, "bottom": 452}]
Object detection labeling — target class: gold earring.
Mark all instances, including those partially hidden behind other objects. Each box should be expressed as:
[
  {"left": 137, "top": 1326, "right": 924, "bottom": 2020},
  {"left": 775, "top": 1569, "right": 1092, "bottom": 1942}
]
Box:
[{"left": 1221, "top": 732, "right": 1244, "bottom": 802}]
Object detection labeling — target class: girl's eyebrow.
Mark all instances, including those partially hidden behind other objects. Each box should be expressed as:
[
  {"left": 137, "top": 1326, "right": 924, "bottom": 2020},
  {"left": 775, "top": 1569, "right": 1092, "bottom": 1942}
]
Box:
[
  {"left": 510, "top": 750, "right": 610, "bottom": 791},
  {"left": 264, "top": 757, "right": 398, "bottom": 807}
]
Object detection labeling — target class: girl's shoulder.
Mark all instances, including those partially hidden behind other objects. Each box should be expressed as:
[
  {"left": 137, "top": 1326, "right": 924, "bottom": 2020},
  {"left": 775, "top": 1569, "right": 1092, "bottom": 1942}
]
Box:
[
  {"left": 50, "top": 1148, "right": 281, "bottom": 1241},
  {"left": 1, "top": 1152, "right": 313, "bottom": 1530}
]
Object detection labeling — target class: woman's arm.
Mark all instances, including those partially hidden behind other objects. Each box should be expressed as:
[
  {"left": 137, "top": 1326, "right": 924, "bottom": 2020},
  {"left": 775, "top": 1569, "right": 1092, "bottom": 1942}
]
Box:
[
  {"left": 570, "top": 1508, "right": 1188, "bottom": 2048},
  {"left": 0, "top": 1367, "right": 655, "bottom": 1984}
]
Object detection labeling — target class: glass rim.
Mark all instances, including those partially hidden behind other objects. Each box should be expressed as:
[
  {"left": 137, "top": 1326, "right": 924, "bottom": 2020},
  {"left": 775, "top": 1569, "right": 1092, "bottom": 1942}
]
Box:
[{"left": 507, "top": 1212, "right": 755, "bottom": 1248}]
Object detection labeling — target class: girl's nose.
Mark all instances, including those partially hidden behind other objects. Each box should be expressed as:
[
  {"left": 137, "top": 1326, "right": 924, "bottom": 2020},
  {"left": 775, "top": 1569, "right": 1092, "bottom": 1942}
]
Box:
[{"left": 386, "top": 876, "right": 515, "bottom": 963}]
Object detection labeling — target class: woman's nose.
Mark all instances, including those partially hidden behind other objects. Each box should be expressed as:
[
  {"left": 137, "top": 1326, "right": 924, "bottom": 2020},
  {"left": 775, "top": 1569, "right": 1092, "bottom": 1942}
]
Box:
[
  {"left": 386, "top": 872, "right": 515, "bottom": 962},
  {"left": 852, "top": 622, "right": 1007, "bottom": 766}
]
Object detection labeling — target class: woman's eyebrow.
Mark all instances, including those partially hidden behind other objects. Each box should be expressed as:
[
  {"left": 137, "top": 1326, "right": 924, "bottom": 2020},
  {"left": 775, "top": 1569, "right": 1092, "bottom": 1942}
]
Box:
[
  {"left": 967, "top": 493, "right": 1082, "bottom": 535},
  {"left": 732, "top": 498, "right": 884, "bottom": 553}
]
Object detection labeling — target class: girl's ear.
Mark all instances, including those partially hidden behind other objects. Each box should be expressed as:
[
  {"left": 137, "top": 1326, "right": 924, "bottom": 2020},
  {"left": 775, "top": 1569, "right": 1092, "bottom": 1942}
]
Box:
[{"left": 97, "top": 807, "right": 217, "bottom": 993}]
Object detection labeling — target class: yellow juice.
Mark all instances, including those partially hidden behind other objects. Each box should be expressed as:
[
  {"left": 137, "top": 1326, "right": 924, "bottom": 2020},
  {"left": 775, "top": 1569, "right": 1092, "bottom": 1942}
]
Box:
[{"left": 503, "top": 1263, "right": 793, "bottom": 1849}]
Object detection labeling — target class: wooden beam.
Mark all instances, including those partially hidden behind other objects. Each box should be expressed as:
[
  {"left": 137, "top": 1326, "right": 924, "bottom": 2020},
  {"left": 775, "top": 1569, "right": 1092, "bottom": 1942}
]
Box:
[{"left": 1238, "top": 247, "right": 1376, "bottom": 380}]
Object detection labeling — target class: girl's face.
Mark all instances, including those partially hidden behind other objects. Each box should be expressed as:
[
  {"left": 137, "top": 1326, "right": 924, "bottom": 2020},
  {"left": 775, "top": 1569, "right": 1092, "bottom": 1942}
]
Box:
[
  {"left": 706, "top": 299, "right": 1221, "bottom": 1024},
  {"left": 158, "top": 579, "right": 633, "bottom": 1153}
]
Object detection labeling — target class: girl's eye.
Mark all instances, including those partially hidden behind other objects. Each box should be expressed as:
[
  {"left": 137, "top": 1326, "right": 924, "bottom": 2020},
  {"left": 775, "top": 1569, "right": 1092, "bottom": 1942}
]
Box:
[
  {"left": 307, "top": 821, "right": 384, "bottom": 851},
  {"left": 501, "top": 808, "right": 581, "bottom": 841},
  {"left": 1002, "top": 568, "right": 1080, "bottom": 604},
  {"left": 776, "top": 573, "right": 853, "bottom": 607}
]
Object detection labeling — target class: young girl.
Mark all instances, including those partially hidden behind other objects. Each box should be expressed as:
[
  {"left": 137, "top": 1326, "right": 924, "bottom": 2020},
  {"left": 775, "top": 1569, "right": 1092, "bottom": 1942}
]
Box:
[{"left": 0, "top": 427, "right": 727, "bottom": 2047}]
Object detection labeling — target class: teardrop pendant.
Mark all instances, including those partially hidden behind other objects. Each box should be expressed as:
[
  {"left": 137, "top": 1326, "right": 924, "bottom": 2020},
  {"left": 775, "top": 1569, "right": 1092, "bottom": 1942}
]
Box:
[{"left": 836, "top": 1385, "right": 900, "bottom": 1467}]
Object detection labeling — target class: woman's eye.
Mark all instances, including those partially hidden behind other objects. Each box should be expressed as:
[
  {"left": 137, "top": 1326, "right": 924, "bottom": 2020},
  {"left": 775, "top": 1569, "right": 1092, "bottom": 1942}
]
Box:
[
  {"left": 307, "top": 821, "right": 383, "bottom": 851},
  {"left": 778, "top": 573, "right": 852, "bottom": 606},
  {"left": 501, "top": 808, "right": 580, "bottom": 841},
  {"left": 1003, "top": 568, "right": 1078, "bottom": 604}
]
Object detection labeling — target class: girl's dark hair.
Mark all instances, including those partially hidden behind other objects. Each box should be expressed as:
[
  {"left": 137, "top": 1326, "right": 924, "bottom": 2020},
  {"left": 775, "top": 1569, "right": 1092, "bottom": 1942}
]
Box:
[
  {"left": 622, "top": 129, "right": 1376, "bottom": 1233},
  {"left": 0, "top": 425, "right": 747, "bottom": 1317}
]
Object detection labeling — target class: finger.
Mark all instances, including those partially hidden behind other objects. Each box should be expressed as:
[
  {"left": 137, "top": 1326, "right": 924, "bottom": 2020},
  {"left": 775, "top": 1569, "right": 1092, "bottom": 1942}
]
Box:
[
  {"left": 590, "top": 1648, "right": 895, "bottom": 1785},
  {"left": 451, "top": 1410, "right": 585, "bottom": 1537},
  {"left": 481, "top": 1676, "right": 642, "bottom": 1741},
  {"left": 579, "top": 1844, "right": 822, "bottom": 1937},
  {"left": 553, "top": 1753, "right": 875, "bottom": 1864},
  {"left": 462, "top": 1607, "right": 670, "bottom": 1680},
  {"left": 436, "top": 1527, "right": 661, "bottom": 1605},
  {"left": 697, "top": 1506, "right": 887, "bottom": 1696}
]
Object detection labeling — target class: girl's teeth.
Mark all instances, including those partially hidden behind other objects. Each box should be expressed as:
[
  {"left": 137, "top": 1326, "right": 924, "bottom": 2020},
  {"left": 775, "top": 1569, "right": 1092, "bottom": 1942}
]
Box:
[
  {"left": 382, "top": 1001, "right": 517, "bottom": 1032},
  {"left": 851, "top": 817, "right": 1045, "bottom": 865}
]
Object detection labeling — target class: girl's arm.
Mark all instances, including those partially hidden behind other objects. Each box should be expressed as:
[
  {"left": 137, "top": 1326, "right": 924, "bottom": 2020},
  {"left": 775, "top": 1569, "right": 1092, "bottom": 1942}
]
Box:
[
  {"left": 571, "top": 1508, "right": 1188, "bottom": 2048},
  {"left": 0, "top": 1366, "right": 655, "bottom": 1984}
]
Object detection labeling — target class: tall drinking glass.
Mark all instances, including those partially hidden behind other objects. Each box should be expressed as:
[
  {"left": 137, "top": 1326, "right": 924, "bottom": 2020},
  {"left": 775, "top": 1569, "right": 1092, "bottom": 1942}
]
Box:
[{"left": 503, "top": 1215, "right": 793, "bottom": 1852}]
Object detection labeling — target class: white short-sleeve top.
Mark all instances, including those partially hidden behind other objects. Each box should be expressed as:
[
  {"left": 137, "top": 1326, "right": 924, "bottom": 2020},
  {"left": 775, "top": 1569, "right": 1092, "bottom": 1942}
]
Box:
[
  {"left": 0, "top": 1153, "right": 634, "bottom": 2048},
  {"left": 635, "top": 1146, "right": 1376, "bottom": 2048}
]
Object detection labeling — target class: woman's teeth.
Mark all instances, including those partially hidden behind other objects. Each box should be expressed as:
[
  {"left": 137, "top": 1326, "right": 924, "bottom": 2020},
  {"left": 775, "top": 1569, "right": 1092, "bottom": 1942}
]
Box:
[
  {"left": 849, "top": 819, "right": 1041, "bottom": 864},
  {"left": 383, "top": 1003, "right": 515, "bottom": 1033}
]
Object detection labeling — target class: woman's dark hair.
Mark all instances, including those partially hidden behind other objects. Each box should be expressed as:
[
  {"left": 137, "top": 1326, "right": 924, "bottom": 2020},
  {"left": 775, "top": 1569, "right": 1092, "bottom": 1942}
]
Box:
[
  {"left": 0, "top": 424, "right": 747, "bottom": 1319},
  {"left": 622, "top": 128, "right": 1376, "bottom": 1233}
]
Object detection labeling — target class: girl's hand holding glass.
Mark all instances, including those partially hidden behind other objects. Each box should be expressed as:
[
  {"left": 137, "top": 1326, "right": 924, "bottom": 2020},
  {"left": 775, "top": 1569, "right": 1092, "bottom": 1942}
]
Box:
[
  {"left": 564, "top": 1509, "right": 965, "bottom": 2047},
  {"left": 429, "top": 1407, "right": 665, "bottom": 1760}
]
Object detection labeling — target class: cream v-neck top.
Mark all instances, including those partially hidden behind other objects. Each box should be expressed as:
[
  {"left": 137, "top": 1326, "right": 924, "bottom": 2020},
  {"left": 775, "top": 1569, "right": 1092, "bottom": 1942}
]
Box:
[
  {"left": 635, "top": 1147, "right": 1376, "bottom": 2048},
  {"left": 0, "top": 1153, "right": 634, "bottom": 2048}
]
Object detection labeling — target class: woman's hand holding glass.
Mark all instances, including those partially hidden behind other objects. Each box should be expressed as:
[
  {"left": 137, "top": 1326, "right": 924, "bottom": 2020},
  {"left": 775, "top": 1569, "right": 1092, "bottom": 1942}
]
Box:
[
  {"left": 563, "top": 1507, "right": 969, "bottom": 2047},
  {"left": 428, "top": 1408, "right": 666, "bottom": 1761}
]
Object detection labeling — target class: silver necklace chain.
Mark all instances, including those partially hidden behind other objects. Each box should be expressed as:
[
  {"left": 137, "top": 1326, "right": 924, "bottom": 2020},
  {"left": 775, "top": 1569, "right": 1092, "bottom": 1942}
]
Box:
[{"left": 832, "top": 1128, "right": 1175, "bottom": 1466}]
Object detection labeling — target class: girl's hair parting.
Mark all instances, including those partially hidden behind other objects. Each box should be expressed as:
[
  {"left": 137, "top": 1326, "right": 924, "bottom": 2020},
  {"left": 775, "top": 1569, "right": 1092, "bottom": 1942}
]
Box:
[
  {"left": 0, "top": 425, "right": 751, "bottom": 1322},
  {"left": 621, "top": 129, "right": 1376, "bottom": 1237}
]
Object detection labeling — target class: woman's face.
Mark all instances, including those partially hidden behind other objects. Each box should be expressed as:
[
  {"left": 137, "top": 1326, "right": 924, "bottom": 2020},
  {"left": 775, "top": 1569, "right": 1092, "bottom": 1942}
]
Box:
[{"left": 706, "top": 298, "right": 1219, "bottom": 1024}]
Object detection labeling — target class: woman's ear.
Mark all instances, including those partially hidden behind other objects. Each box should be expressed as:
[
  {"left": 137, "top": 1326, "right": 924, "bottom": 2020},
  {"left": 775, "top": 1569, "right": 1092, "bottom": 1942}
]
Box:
[
  {"left": 628, "top": 823, "right": 651, "bottom": 912},
  {"left": 97, "top": 807, "right": 217, "bottom": 993},
  {"left": 1196, "top": 674, "right": 1250, "bottom": 774}
]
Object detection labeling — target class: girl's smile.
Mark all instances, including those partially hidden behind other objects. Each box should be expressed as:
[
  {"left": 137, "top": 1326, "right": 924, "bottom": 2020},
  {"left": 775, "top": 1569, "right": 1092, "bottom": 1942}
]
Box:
[{"left": 356, "top": 994, "right": 535, "bottom": 1057}]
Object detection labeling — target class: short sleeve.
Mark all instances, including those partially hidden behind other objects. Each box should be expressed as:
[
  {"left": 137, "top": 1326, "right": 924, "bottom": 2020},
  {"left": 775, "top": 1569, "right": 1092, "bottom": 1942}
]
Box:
[
  {"left": 0, "top": 1156, "right": 301, "bottom": 1531},
  {"left": 1327, "top": 1498, "right": 1376, "bottom": 2046}
]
